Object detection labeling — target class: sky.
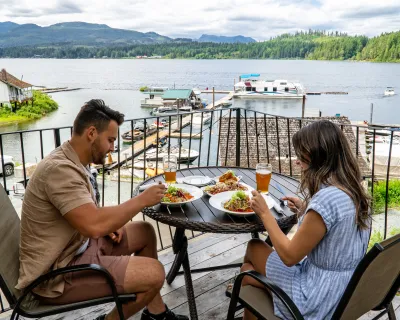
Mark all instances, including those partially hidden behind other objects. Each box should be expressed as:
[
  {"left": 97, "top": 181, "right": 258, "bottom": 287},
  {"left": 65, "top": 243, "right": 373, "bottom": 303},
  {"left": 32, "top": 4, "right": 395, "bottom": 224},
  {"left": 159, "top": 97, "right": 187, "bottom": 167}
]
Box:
[{"left": 1, "top": 0, "right": 400, "bottom": 40}]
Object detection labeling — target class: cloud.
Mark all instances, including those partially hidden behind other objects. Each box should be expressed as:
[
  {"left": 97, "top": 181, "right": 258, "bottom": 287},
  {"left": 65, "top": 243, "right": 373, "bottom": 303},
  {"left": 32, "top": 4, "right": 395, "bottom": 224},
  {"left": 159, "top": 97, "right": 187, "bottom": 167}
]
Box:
[
  {"left": 1, "top": 0, "right": 400, "bottom": 40},
  {"left": 46, "top": 1, "right": 82, "bottom": 15},
  {"left": 341, "top": 5, "right": 400, "bottom": 19}
]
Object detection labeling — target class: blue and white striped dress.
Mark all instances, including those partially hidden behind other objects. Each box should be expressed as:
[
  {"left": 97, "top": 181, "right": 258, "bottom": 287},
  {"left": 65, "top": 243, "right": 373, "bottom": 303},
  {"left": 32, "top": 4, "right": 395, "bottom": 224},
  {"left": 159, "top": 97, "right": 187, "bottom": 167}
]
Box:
[{"left": 266, "top": 186, "right": 370, "bottom": 319}]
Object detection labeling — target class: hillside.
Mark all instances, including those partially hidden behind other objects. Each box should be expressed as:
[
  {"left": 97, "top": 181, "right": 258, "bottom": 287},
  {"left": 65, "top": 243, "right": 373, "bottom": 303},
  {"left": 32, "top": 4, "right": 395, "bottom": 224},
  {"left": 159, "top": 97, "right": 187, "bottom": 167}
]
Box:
[
  {"left": 198, "top": 34, "right": 256, "bottom": 43},
  {"left": 0, "top": 21, "right": 172, "bottom": 47},
  {"left": 0, "top": 28, "right": 400, "bottom": 62}
]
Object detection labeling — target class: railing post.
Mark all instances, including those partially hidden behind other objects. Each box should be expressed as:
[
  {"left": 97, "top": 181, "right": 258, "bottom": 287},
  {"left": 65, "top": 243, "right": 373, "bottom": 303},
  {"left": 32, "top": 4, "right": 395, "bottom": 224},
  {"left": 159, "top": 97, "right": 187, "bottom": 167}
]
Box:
[
  {"left": 236, "top": 108, "right": 241, "bottom": 166},
  {"left": 54, "top": 128, "right": 61, "bottom": 148}
]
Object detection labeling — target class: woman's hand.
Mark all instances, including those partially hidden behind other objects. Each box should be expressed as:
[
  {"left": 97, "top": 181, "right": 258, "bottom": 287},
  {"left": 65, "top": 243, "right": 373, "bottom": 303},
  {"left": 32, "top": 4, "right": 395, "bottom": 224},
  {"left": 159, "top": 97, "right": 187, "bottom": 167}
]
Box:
[
  {"left": 250, "top": 190, "right": 271, "bottom": 218},
  {"left": 281, "top": 196, "right": 303, "bottom": 213}
]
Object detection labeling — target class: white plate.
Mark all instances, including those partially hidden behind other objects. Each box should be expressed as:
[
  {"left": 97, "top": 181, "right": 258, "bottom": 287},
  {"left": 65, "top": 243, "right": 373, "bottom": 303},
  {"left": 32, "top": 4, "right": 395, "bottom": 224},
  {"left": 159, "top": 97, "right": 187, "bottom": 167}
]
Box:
[
  {"left": 202, "top": 183, "right": 253, "bottom": 197},
  {"left": 209, "top": 191, "right": 274, "bottom": 216},
  {"left": 161, "top": 184, "right": 203, "bottom": 206},
  {"left": 178, "top": 175, "right": 212, "bottom": 187}
]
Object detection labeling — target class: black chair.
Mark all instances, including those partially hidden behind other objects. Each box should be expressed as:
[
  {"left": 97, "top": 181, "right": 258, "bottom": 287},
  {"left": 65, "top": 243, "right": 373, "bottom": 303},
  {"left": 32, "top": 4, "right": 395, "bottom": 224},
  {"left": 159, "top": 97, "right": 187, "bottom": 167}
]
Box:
[
  {"left": 0, "top": 184, "right": 136, "bottom": 320},
  {"left": 226, "top": 233, "right": 400, "bottom": 320}
]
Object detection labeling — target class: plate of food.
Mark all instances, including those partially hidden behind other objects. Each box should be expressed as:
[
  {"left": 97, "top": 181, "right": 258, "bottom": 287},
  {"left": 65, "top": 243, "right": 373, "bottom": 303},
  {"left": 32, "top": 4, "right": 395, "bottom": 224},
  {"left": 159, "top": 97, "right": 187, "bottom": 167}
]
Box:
[
  {"left": 213, "top": 170, "right": 242, "bottom": 184},
  {"left": 209, "top": 190, "right": 274, "bottom": 216},
  {"left": 161, "top": 184, "right": 203, "bottom": 206},
  {"left": 178, "top": 175, "right": 212, "bottom": 187},
  {"left": 202, "top": 182, "right": 252, "bottom": 197}
]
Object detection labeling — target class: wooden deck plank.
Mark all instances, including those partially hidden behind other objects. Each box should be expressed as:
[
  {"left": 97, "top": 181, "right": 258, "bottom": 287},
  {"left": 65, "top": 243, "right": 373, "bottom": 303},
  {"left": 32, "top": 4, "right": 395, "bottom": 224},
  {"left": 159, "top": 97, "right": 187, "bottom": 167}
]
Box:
[{"left": 2, "top": 232, "right": 399, "bottom": 320}]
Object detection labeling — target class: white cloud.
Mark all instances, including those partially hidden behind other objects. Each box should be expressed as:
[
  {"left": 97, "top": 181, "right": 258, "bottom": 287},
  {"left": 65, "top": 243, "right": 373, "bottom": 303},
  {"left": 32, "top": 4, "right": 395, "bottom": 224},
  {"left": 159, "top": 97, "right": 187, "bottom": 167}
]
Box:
[{"left": 0, "top": 0, "right": 399, "bottom": 40}]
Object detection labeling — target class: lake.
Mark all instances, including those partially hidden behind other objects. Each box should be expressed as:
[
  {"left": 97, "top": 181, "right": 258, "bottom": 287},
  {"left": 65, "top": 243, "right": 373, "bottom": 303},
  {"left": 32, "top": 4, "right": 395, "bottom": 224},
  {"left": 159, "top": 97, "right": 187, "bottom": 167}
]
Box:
[{"left": 0, "top": 58, "right": 400, "bottom": 164}]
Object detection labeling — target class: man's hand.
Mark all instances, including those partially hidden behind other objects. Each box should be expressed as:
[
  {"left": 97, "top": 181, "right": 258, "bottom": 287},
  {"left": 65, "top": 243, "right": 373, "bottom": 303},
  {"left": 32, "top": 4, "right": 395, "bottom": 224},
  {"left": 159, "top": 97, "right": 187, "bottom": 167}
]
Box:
[
  {"left": 109, "top": 228, "right": 124, "bottom": 243},
  {"left": 139, "top": 182, "right": 166, "bottom": 207}
]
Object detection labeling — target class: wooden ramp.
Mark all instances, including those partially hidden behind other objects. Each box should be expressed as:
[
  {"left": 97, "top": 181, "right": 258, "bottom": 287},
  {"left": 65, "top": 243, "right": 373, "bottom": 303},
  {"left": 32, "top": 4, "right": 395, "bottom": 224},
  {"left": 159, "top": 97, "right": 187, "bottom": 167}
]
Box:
[
  {"left": 107, "top": 131, "right": 169, "bottom": 170},
  {"left": 206, "top": 92, "right": 234, "bottom": 110}
]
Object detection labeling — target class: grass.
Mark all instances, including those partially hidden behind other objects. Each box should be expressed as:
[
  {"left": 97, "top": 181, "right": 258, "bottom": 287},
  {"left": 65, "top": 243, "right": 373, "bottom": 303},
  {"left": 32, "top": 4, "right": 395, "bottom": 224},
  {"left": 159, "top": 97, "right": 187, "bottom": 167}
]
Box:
[
  {"left": 368, "top": 227, "right": 400, "bottom": 251},
  {"left": 372, "top": 179, "right": 400, "bottom": 214},
  {"left": 0, "top": 91, "right": 58, "bottom": 124}
]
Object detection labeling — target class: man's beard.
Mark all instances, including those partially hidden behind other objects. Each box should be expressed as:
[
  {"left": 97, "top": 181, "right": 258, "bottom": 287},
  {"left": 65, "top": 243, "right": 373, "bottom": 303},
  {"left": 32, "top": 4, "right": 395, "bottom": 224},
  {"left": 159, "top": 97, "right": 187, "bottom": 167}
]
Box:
[{"left": 91, "top": 140, "right": 106, "bottom": 165}]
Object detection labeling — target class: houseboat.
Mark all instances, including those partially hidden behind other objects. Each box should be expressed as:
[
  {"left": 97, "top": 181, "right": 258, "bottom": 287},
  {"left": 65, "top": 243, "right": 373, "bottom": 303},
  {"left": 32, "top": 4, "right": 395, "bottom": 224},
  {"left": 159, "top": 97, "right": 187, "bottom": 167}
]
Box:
[
  {"left": 234, "top": 74, "right": 305, "bottom": 99},
  {"left": 140, "top": 87, "right": 169, "bottom": 108}
]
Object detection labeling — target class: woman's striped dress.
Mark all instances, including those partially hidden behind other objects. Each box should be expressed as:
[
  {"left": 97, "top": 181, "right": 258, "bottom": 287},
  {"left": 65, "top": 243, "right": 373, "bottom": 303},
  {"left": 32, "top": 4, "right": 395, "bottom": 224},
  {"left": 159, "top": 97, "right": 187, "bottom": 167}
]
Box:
[{"left": 266, "top": 186, "right": 370, "bottom": 319}]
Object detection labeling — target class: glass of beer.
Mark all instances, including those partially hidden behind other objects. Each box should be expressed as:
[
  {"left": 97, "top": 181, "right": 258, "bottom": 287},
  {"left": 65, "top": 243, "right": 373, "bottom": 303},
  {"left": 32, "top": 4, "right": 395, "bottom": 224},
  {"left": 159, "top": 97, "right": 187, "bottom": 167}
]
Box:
[
  {"left": 256, "top": 163, "right": 272, "bottom": 194},
  {"left": 163, "top": 155, "right": 177, "bottom": 184}
]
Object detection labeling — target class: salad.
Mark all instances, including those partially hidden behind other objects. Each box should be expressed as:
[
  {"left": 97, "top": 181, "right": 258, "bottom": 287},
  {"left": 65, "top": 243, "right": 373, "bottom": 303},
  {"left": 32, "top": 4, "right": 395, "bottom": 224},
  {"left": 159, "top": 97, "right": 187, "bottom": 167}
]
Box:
[
  {"left": 219, "top": 170, "right": 238, "bottom": 183},
  {"left": 204, "top": 182, "right": 248, "bottom": 195},
  {"left": 223, "top": 191, "right": 253, "bottom": 213},
  {"left": 162, "top": 185, "right": 194, "bottom": 203}
]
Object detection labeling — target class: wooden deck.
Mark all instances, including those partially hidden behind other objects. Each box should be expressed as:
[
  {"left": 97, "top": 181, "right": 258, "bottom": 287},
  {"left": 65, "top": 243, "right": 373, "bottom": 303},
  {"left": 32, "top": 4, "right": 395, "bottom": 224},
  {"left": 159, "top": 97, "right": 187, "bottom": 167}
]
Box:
[{"left": 1, "top": 232, "right": 399, "bottom": 320}]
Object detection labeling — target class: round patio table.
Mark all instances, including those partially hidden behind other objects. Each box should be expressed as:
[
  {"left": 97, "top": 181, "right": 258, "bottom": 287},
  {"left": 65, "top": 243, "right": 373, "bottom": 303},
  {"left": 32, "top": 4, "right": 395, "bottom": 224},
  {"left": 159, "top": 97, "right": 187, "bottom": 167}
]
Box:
[{"left": 135, "top": 166, "right": 300, "bottom": 320}]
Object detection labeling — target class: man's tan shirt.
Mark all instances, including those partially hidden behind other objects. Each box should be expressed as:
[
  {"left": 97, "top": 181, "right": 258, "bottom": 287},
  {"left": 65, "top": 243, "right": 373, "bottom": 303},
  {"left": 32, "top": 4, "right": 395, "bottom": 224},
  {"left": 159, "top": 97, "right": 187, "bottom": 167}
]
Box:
[{"left": 16, "top": 141, "right": 96, "bottom": 298}]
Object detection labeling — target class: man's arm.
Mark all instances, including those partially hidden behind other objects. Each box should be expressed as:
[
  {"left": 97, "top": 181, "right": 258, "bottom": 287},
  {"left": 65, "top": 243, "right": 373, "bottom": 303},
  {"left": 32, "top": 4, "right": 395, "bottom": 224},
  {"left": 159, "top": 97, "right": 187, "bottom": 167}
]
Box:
[{"left": 64, "top": 184, "right": 165, "bottom": 239}]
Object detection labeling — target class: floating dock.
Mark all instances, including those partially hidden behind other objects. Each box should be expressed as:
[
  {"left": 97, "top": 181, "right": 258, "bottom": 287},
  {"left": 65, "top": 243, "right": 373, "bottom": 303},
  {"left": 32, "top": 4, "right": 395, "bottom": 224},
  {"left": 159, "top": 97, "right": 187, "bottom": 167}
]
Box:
[
  {"left": 306, "top": 91, "right": 348, "bottom": 95},
  {"left": 38, "top": 87, "right": 83, "bottom": 93}
]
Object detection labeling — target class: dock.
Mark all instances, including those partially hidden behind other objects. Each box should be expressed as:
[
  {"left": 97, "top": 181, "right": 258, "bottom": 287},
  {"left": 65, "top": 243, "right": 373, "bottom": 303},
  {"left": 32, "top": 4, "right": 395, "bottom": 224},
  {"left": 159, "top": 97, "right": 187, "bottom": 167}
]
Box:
[
  {"left": 201, "top": 90, "right": 232, "bottom": 94},
  {"left": 306, "top": 91, "right": 348, "bottom": 95},
  {"left": 168, "top": 132, "right": 203, "bottom": 139},
  {"left": 38, "top": 87, "right": 83, "bottom": 93},
  {"left": 106, "top": 131, "right": 169, "bottom": 170},
  {"left": 206, "top": 91, "right": 234, "bottom": 110}
]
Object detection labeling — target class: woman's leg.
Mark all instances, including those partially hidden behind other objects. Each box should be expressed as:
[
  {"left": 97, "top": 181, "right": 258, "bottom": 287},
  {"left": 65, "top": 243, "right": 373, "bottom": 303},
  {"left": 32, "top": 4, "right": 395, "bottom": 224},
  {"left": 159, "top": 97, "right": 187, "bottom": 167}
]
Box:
[{"left": 241, "top": 239, "right": 274, "bottom": 320}]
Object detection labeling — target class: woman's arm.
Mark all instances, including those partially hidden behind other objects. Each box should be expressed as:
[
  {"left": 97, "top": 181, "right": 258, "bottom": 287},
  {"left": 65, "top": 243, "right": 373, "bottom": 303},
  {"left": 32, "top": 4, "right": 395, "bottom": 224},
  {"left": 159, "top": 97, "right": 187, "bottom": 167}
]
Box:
[{"left": 251, "top": 191, "right": 326, "bottom": 267}]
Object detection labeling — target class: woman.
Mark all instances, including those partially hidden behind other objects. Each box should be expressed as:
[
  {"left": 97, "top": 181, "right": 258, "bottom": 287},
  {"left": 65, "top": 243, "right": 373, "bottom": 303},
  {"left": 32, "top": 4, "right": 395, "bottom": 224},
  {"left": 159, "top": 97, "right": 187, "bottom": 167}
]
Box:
[{"left": 243, "top": 120, "right": 371, "bottom": 319}]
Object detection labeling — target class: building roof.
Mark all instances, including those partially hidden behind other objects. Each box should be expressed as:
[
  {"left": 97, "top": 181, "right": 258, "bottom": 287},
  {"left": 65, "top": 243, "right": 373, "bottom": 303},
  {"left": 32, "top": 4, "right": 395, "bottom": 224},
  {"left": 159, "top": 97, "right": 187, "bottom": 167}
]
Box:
[
  {"left": 162, "top": 89, "right": 193, "bottom": 100},
  {"left": 0, "top": 69, "right": 32, "bottom": 89}
]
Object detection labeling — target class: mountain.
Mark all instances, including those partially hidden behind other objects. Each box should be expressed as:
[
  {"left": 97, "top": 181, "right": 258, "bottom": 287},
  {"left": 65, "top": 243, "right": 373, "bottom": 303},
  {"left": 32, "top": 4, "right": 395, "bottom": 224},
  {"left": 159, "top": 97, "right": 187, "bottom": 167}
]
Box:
[
  {"left": 0, "top": 21, "right": 172, "bottom": 47},
  {"left": 0, "top": 22, "right": 19, "bottom": 33},
  {"left": 198, "top": 34, "right": 256, "bottom": 43}
]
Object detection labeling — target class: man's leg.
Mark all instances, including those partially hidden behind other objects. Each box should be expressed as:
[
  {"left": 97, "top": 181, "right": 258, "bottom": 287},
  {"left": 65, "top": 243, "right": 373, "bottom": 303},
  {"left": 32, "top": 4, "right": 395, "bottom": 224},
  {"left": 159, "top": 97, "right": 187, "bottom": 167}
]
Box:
[
  {"left": 106, "top": 221, "right": 178, "bottom": 319},
  {"left": 106, "top": 256, "right": 165, "bottom": 320}
]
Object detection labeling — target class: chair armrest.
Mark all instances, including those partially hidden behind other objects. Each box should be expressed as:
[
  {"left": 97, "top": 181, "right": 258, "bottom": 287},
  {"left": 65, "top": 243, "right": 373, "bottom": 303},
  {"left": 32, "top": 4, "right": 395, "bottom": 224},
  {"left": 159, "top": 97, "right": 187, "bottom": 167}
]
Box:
[
  {"left": 230, "top": 270, "right": 304, "bottom": 320},
  {"left": 16, "top": 264, "right": 120, "bottom": 308}
]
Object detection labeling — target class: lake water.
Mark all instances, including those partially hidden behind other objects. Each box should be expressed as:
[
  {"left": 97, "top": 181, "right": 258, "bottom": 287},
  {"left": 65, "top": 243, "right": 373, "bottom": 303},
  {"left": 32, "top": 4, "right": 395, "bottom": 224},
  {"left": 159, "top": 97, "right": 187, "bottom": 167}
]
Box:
[{"left": 1, "top": 58, "right": 400, "bottom": 164}]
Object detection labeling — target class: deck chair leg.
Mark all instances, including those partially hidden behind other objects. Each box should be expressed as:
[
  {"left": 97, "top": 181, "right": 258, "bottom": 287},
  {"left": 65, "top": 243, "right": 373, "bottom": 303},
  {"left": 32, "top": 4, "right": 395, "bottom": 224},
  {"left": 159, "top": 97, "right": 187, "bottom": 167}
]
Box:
[
  {"left": 10, "top": 309, "right": 18, "bottom": 320},
  {"left": 387, "top": 303, "right": 396, "bottom": 320}
]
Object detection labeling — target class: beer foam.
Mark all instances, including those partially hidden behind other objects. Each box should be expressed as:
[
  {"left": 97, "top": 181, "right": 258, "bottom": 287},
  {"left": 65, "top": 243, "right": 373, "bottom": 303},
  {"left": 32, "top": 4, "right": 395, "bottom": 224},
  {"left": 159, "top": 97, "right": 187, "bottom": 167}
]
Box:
[{"left": 257, "top": 170, "right": 271, "bottom": 175}]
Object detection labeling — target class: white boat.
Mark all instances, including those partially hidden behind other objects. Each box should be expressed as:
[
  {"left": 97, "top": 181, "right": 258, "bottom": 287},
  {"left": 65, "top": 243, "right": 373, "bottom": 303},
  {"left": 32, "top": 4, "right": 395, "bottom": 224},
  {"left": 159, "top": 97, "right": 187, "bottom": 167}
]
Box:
[
  {"left": 192, "top": 112, "right": 212, "bottom": 125},
  {"left": 138, "top": 146, "right": 199, "bottom": 163},
  {"left": 234, "top": 74, "right": 305, "bottom": 99},
  {"left": 151, "top": 106, "right": 192, "bottom": 117},
  {"left": 384, "top": 87, "right": 395, "bottom": 96}
]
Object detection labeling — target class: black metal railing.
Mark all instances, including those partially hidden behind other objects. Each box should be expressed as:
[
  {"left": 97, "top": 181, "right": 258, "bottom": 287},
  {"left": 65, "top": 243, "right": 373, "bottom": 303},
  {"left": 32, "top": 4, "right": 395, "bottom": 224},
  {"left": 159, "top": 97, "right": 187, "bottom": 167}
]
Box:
[{"left": 1, "top": 107, "right": 399, "bottom": 313}]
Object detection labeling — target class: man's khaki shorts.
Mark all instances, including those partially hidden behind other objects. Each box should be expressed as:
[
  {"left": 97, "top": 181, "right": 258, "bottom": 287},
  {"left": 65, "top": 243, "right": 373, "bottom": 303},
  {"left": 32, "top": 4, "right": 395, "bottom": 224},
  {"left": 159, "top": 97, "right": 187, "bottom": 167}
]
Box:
[{"left": 39, "top": 228, "right": 131, "bottom": 305}]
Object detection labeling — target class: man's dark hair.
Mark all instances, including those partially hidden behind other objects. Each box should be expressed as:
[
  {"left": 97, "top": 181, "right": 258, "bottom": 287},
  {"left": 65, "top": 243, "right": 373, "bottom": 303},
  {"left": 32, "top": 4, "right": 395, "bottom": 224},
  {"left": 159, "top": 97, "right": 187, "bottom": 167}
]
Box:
[{"left": 73, "top": 99, "right": 125, "bottom": 135}]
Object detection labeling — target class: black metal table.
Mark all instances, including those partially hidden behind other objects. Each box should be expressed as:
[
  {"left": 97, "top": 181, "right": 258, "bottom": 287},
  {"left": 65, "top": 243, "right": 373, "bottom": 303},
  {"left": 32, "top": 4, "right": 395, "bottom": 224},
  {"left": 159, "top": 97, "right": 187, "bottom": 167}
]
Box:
[{"left": 136, "top": 166, "right": 299, "bottom": 319}]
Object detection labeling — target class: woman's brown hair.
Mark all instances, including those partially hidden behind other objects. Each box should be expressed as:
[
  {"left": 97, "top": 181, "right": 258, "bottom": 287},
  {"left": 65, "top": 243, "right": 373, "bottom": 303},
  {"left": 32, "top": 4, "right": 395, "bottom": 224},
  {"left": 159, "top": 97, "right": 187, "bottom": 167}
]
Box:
[{"left": 292, "top": 120, "right": 370, "bottom": 229}]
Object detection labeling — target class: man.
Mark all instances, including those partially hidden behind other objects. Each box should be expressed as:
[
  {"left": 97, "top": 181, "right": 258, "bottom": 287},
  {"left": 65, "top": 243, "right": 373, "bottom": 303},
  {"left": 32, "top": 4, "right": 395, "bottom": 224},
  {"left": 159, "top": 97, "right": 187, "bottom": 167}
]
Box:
[{"left": 16, "top": 99, "right": 188, "bottom": 320}]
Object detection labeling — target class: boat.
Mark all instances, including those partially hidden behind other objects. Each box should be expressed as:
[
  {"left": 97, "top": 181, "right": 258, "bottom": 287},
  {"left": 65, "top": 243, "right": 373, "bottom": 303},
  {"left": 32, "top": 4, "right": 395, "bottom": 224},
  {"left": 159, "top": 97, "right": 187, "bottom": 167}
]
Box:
[
  {"left": 384, "top": 87, "right": 395, "bottom": 96},
  {"left": 192, "top": 112, "right": 212, "bottom": 125},
  {"left": 121, "top": 125, "right": 158, "bottom": 144},
  {"left": 233, "top": 74, "right": 305, "bottom": 99},
  {"left": 151, "top": 106, "right": 192, "bottom": 117},
  {"left": 140, "top": 87, "right": 169, "bottom": 108},
  {"left": 138, "top": 146, "right": 199, "bottom": 163},
  {"left": 220, "top": 101, "right": 232, "bottom": 108}
]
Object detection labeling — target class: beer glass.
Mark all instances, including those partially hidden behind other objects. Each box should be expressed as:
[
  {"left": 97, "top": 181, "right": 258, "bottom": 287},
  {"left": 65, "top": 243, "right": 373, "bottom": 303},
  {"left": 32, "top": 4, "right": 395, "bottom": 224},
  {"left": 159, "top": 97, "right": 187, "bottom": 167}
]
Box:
[
  {"left": 256, "top": 163, "right": 272, "bottom": 193},
  {"left": 163, "top": 155, "right": 177, "bottom": 184}
]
